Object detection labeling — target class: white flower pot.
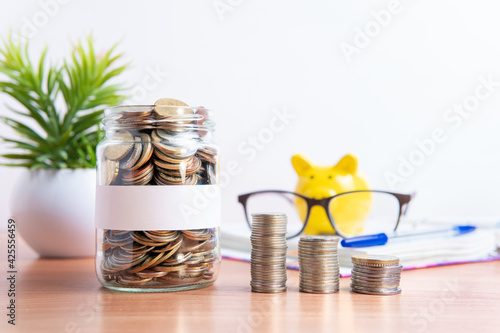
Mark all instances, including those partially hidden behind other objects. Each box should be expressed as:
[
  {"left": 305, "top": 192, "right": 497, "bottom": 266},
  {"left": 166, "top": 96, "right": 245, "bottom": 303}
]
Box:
[{"left": 10, "top": 169, "right": 96, "bottom": 258}]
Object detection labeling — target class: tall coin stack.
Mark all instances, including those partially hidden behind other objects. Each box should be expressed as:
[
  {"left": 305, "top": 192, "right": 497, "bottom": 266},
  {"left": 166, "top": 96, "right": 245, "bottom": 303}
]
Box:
[
  {"left": 250, "top": 213, "right": 288, "bottom": 293},
  {"left": 298, "top": 236, "right": 340, "bottom": 294},
  {"left": 351, "top": 255, "right": 402, "bottom": 295}
]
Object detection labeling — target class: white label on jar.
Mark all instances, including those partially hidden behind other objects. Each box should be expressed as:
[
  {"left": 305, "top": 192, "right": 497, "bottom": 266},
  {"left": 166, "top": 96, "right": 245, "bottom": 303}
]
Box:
[{"left": 95, "top": 185, "right": 221, "bottom": 230}]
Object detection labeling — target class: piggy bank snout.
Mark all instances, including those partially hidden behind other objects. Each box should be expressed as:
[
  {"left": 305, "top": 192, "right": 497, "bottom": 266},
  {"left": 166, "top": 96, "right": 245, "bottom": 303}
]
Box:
[{"left": 300, "top": 185, "right": 336, "bottom": 199}]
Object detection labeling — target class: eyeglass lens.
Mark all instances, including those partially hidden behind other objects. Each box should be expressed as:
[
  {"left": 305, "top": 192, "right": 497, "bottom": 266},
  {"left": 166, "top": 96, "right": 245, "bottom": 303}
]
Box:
[{"left": 245, "top": 192, "right": 401, "bottom": 238}]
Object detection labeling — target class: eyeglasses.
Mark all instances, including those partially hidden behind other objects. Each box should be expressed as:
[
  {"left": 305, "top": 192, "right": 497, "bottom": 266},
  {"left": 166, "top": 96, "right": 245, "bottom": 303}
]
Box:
[{"left": 238, "top": 190, "right": 414, "bottom": 239}]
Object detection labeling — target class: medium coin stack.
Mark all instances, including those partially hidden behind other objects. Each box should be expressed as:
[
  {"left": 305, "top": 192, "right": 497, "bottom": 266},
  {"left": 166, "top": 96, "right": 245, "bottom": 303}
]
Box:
[
  {"left": 250, "top": 213, "right": 288, "bottom": 293},
  {"left": 99, "top": 98, "right": 219, "bottom": 288},
  {"left": 351, "top": 255, "right": 402, "bottom": 295},
  {"left": 298, "top": 236, "right": 340, "bottom": 294}
]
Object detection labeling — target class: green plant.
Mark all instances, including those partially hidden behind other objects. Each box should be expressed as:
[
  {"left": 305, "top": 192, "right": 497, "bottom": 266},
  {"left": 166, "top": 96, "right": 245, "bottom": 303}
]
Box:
[{"left": 0, "top": 35, "right": 128, "bottom": 169}]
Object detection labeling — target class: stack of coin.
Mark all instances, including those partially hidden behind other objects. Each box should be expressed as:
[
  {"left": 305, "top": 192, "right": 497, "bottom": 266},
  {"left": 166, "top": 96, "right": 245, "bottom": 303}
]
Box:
[
  {"left": 351, "top": 255, "right": 402, "bottom": 295},
  {"left": 298, "top": 236, "right": 340, "bottom": 294},
  {"left": 151, "top": 129, "right": 201, "bottom": 186},
  {"left": 250, "top": 213, "right": 288, "bottom": 293}
]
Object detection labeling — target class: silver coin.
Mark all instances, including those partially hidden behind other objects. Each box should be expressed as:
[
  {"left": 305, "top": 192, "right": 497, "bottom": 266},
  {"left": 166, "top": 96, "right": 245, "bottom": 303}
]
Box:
[
  {"left": 351, "top": 272, "right": 401, "bottom": 281},
  {"left": 251, "top": 231, "right": 287, "bottom": 236},
  {"left": 251, "top": 271, "right": 287, "bottom": 277},
  {"left": 300, "top": 287, "right": 339, "bottom": 291},
  {"left": 300, "top": 279, "right": 340, "bottom": 285},
  {"left": 350, "top": 283, "right": 401, "bottom": 292},
  {"left": 351, "top": 286, "right": 402, "bottom": 296},
  {"left": 251, "top": 235, "right": 288, "bottom": 241},
  {"left": 352, "top": 265, "right": 402, "bottom": 271},
  {"left": 299, "top": 235, "right": 340, "bottom": 242},
  {"left": 299, "top": 266, "right": 340, "bottom": 271},
  {"left": 251, "top": 285, "right": 288, "bottom": 291},
  {"left": 300, "top": 269, "right": 340, "bottom": 275},
  {"left": 352, "top": 254, "right": 400, "bottom": 266},
  {"left": 251, "top": 258, "right": 287, "bottom": 264},
  {"left": 352, "top": 266, "right": 403, "bottom": 275},
  {"left": 299, "top": 257, "right": 339, "bottom": 263},
  {"left": 251, "top": 255, "right": 287, "bottom": 261},
  {"left": 300, "top": 280, "right": 340, "bottom": 286},
  {"left": 351, "top": 281, "right": 400, "bottom": 290},
  {"left": 352, "top": 263, "right": 403, "bottom": 270},
  {"left": 299, "top": 263, "right": 340, "bottom": 270}
]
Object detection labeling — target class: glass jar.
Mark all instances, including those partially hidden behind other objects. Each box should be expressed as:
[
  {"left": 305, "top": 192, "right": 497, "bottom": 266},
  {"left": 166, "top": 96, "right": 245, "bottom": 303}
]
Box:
[{"left": 94, "top": 103, "right": 221, "bottom": 292}]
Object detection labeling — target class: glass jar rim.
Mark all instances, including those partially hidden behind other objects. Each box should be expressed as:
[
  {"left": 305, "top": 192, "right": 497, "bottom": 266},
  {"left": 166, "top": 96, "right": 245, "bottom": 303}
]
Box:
[{"left": 101, "top": 105, "right": 215, "bottom": 131}]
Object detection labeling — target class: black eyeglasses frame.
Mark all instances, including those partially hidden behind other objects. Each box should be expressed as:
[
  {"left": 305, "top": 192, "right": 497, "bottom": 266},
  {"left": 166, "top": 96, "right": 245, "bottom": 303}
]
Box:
[{"left": 237, "top": 190, "right": 415, "bottom": 239}]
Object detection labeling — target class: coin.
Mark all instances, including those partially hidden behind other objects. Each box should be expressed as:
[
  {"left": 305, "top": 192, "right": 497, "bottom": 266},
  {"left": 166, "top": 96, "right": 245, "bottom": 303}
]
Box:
[
  {"left": 351, "top": 254, "right": 402, "bottom": 296},
  {"left": 153, "top": 98, "right": 195, "bottom": 129},
  {"left": 103, "top": 160, "right": 120, "bottom": 185},
  {"left": 120, "top": 137, "right": 143, "bottom": 169},
  {"left": 250, "top": 213, "right": 288, "bottom": 293},
  {"left": 104, "top": 130, "right": 134, "bottom": 160},
  {"left": 298, "top": 235, "right": 340, "bottom": 294},
  {"left": 351, "top": 254, "right": 400, "bottom": 266},
  {"left": 130, "top": 133, "right": 153, "bottom": 170},
  {"left": 351, "top": 284, "right": 402, "bottom": 295}
]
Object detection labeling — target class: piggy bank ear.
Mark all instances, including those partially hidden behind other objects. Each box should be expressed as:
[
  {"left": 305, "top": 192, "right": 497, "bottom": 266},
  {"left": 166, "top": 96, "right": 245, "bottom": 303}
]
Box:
[
  {"left": 334, "top": 154, "right": 358, "bottom": 174},
  {"left": 292, "top": 154, "right": 313, "bottom": 176}
]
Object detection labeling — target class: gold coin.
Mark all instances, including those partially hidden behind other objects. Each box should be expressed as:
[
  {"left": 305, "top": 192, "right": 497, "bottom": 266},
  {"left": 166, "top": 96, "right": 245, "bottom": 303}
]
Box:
[
  {"left": 103, "top": 160, "right": 120, "bottom": 185},
  {"left": 129, "top": 252, "right": 166, "bottom": 273},
  {"left": 144, "top": 230, "right": 180, "bottom": 243},
  {"left": 120, "top": 137, "right": 143, "bottom": 170},
  {"left": 155, "top": 239, "right": 183, "bottom": 265},
  {"left": 131, "top": 232, "right": 168, "bottom": 247},
  {"left": 351, "top": 255, "right": 400, "bottom": 266},
  {"left": 153, "top": 148, "right": 193, "bottom": 164},
  {"left": 136, "top": 269, "right": 168, "bottom": 278},
  {"left": 152, "top": 264, "right": 186, "bottom": 273},
  {"left": 154, "top": 98, "right": 193, "bottom": 118},
  {"left": 183, "top": 229, "right": 213, "bottom": 241},
  {"left": 104, "top": 131, "right": 134, "bottom": 160},
  {"left": 116, "top": 274, "right": 152, "bottom": 286},
  {"left": 130, "top": 133, "right": 153, "bottom": 170},
  {"left": 159, "top": 274, "right": 203, "bottom": 285},
  {"left": 122, "top": 162, "right": 154, "bottom": 182}
]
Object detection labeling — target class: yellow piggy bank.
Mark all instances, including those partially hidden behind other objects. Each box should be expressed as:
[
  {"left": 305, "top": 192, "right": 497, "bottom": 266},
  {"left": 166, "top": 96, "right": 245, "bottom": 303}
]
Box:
[{"left": 291, "top": 153, "right": 372, "bottom": 236}]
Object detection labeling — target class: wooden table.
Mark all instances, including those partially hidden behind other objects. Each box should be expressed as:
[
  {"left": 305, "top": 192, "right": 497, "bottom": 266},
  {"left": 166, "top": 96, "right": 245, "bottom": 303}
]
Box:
[{"left": 2, "top": 235, "right": 500, "bottom": 333}]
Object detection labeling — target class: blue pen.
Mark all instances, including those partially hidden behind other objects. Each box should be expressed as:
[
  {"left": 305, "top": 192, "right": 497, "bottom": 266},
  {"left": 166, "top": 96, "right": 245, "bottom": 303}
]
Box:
[{"left": 340, "top": 225, "right": 476, "bottom": 248}]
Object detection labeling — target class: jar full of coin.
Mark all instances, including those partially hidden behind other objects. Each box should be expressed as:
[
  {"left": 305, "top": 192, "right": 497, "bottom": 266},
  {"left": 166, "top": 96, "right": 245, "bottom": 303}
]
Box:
[{"left": 94, "top": 98, "right": 221, "bottom": 292}]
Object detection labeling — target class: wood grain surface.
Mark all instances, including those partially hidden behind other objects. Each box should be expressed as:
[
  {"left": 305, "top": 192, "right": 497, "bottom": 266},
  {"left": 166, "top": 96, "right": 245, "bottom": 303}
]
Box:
[{"left": 1, "top": 233, "right": 500, "bottom": 333}]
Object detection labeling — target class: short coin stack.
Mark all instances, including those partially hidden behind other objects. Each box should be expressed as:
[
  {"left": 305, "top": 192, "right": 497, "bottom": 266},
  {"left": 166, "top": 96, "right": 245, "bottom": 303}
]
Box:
[
  {"left": 298, "top": 236, "right": 340, "bottom": 293},
  {"left": 351, "top": 255, "right": 402, "bottom": 295},
  {"left": 250, "top": 213, "right": 288, "bottom": 293}
]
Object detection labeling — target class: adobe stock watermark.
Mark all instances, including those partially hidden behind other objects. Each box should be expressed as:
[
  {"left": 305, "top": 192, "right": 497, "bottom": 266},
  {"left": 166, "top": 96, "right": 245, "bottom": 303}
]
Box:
[
  {"left": 12, "top": 0, "right": 72, "bottom": 41},
  {"left": 129, "top": 65, "right": 169, "bottom": 104},
  {"left": 235, "top": 297, "right": 280, "bottom": 333},
  {"left": 237, "top": 107, "right": 296, "bottom": 161},
  {"left": 64, "top": 294, "right": 105, "bottom": 333},
  {"left": 385, "top": 74, "right": 500, "bottom": 189},
  {"left": 404, "top": 278, "right": 460, "bottom": 333},
  {"left": 179, "top": 106, "right": 296, "bottom": 223},
  {"left": 339, "top": 0, "right": 403, "bottom": 63},
  {"left": 212, "top": 0, "right": 244, "bottom": 21}
]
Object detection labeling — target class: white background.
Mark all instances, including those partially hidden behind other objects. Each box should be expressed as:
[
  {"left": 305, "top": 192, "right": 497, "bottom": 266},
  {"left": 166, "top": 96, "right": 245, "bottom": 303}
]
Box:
[{"left": 1, "top": 0, "right": 500, "bottom": 232}]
